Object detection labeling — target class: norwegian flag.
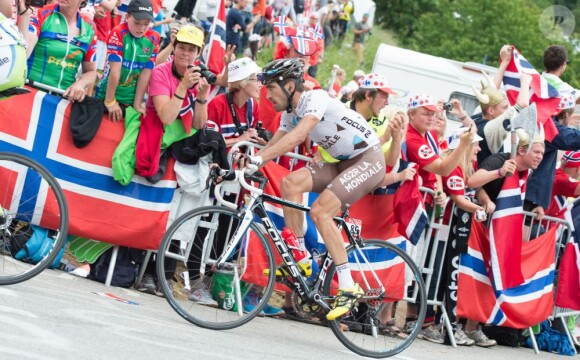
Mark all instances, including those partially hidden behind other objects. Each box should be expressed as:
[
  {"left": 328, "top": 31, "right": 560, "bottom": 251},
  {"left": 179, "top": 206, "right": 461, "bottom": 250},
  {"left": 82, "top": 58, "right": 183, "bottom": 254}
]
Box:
[
  {"left": 242, "top": 162, "right": 406, "bottom": 300},
  {"left": 0, "top": 88, "right": 176, "bottom": 250},
  {"left": 393, "top": 164, "right": 429, "bottom": 245},
  {"left": 488, "top": 169, "right": 529, "bottom": 290},
  {"left": 457, "top": 222, "right": 557, "bottom": 328},
  {"left": 502, "top": 47, "right": 561, "bottom": 141},
  {"left": 273, "top": 16, "right": 289, "bottom": 36},
  {"left": 178, "top": 93, "right": 195, "bottom": 134},
  {"left": 555, "top": 202, "right": 580, "bottom": 310},
  {"left": 201, "top": 0, "right": 226, "bottom": 99},
  {"left": 311, "top": 24, "right": 324, "bottom": 40}
]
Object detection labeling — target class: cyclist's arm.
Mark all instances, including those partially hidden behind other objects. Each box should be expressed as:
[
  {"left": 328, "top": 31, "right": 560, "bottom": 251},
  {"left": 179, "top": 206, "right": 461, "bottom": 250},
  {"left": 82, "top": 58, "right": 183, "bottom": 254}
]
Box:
[{"left": 255, "top": 114, "right": 318, "bottom": 164}]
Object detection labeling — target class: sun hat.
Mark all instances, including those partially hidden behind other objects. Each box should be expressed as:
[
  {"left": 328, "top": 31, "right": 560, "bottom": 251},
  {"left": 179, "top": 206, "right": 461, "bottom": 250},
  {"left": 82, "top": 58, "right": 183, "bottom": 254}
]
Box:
[
  {"left": 358, "top": 73, "right": 397, "bottom": 95},
  {"left": 175, "top": 25, "right": 204, "bottom": 47},
  {"left": 228, "top": 58, "right": 262, "bottom": 83},
  {"left": 408, "top": 94, "right": 439, "bottom": 112}
]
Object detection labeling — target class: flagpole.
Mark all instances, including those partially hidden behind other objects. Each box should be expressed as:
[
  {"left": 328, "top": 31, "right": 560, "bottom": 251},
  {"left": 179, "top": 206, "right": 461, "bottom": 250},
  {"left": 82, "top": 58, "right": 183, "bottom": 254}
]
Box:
[{"left": 203, "top": 0, "right": 223, "bottom": 66}]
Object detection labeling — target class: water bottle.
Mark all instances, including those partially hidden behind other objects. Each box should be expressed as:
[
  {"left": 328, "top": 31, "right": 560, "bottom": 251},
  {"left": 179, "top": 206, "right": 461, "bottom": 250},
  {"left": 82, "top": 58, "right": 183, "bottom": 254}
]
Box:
[{"left": 281, "top": 227, "right": 307, "bottom": 262}]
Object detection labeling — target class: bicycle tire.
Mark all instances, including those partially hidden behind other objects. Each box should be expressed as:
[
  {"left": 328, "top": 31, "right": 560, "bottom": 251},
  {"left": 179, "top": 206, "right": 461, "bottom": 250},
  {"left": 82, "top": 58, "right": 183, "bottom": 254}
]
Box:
[
  {"left": 0, "top": 151, "right": 68, "bottom": 285},
  {"left": 156, "top": 205, "right": 277, "bottom": 330},
  {"left": 322, "top": 239, "right": 427, "bottom": 358}
]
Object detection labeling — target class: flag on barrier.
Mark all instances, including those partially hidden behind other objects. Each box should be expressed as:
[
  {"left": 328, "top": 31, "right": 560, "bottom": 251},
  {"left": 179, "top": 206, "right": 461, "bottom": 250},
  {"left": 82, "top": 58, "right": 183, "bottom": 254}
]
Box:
[
  {"left": 502, "top": 48, "right": 561, "bottom": 141},
  {"left": 393, "top": 164, "right": 428, "bottom": 245},
  {"left": 457, "top": 222, "right": 557, "bottom": 329},
  {"left": 488, "top": 168, "right": 529, "bottom": 290},
  {"left": 0, "top": 88, "right": 176, "bottom": 249},
  {"left": 555, "top": 203, "right": 580, "bottom": 311}
]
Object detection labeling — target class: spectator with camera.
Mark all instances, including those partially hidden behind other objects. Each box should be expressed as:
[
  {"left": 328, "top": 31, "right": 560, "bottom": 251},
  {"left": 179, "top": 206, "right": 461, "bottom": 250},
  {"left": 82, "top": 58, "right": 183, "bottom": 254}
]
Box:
[
  {"left": 146, "top": 25, "right": 209, "bottom": 129},
  {"left": 25, "top": 0, "right": 98, "bottom": 102},
  {"left": 95, "top": 0, "right": 160, "bottom": 121},
  {"left": 207, "top": 58, "right": 268, "bottom": 150}
]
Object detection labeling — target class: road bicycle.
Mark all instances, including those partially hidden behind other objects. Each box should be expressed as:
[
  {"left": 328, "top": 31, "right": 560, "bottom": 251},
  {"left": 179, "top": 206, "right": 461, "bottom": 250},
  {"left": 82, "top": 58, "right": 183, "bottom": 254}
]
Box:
[
  {"left": 156, "top": 161, "right": 427, "bottom": 358},
  {"left": 0, "top": 151, "right": 68, "bottom": 285}
]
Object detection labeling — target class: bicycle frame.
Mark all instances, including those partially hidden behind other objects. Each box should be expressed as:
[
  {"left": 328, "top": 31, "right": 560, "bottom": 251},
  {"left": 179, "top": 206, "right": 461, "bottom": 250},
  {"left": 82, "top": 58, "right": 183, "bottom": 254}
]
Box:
[{"left": 214, "top": 183, "right": 387, "bottom": 312}]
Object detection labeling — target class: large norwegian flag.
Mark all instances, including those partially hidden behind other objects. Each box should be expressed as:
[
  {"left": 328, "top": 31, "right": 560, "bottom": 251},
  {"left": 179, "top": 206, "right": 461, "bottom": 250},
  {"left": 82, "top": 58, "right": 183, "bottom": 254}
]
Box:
[
  {"left": 242, "top": 162, "right": 406, "bottom": 300},
  {"left": 502, "top": 48, "right": 561, "bottom": 141},
  {"left": 0, "top": 88, "right": 176, "bottom": 250},
  {"left": 488, "top": 169, "right": 529, "bottom": 290},
  {"left": 201, "top": 0, "right": 226, "bottom": 99},
  {"left": 555, "top": 202, "right": 580, "bottom": 310},
  {"left": 457, "top": 221, "right": 557, "bottom": 329}
]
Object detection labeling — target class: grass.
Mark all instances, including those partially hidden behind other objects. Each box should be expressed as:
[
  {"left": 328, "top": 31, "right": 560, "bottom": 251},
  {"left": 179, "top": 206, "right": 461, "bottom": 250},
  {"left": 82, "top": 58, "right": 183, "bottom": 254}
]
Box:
[{"left": 256, "top": 25, "right": 397, "bottom": 89}]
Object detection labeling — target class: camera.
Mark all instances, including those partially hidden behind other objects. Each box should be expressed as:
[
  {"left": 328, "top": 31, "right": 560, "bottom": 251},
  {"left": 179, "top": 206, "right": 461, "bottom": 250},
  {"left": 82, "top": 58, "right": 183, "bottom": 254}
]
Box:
[
  {"left": 255, "top": 121, "right": 273, "bottom": 142},
  {"left": 443, "top": 102, "right": 453, "bottom": 112},
  {"left": 475, "top": 209, "right": 487, "bottom": 222},
  {"left": 188, "top": 64, "right": 217, "bottom": 85},
  {"left": 25, "top": 0, "right": 45, "bottom": 7}
]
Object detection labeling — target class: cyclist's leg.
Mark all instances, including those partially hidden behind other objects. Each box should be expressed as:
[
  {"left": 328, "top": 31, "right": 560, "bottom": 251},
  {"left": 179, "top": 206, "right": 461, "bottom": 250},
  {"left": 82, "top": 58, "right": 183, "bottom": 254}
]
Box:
[
  {"left": 280, "top": 168, "right": 314, "bottom": 237},
  {"left": 314, "top": 145, "right": 385, "bottom": 320}
]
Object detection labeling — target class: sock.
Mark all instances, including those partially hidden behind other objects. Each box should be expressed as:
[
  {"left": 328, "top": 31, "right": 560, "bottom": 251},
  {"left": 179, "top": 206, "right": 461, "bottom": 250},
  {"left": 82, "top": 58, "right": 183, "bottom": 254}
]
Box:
[
  {"left": 336, "top": 263, "right": 355, "bottom": 289},
  {"left": 298, "top": 252, "right": 311, "bottom": 266}
]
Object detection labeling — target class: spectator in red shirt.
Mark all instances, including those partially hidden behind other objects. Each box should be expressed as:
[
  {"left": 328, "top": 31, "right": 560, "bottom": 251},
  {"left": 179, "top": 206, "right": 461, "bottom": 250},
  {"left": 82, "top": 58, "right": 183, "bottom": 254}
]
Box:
[
  {"left": 406, "top": 94, "right": 475, "bottom": 206},
  {"left": 546, "top": 150, "right": 580, "bottom": 218},
  {"left": 207, "top": 58, "right": 266, "bottom": 150}
]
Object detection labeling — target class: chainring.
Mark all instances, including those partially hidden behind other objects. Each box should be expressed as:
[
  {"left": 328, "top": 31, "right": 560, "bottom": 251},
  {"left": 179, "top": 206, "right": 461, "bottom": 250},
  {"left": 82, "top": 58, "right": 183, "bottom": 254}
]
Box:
[{"left": 290, "top": 289, "right": 325, "bottom": 319}]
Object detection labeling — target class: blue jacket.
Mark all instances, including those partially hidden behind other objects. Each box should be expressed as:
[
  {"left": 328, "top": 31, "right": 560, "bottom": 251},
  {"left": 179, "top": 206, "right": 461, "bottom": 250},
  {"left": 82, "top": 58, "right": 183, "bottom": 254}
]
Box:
[{"left": 525, "top": 117, "right": 580, "bottom": 208}]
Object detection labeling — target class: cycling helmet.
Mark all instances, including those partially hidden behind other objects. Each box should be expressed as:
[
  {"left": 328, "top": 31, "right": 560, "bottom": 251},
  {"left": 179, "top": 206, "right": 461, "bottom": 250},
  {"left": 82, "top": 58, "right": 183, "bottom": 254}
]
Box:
[{"left": 257, "top": 58, "right": 304, "bottom": 113}]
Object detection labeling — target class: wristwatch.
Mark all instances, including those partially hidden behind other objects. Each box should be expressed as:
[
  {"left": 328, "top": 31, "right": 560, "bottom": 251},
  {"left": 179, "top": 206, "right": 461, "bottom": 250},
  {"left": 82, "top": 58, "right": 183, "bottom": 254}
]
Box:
[{"left": 196, "top": 97, "right": 208, "bottom": 104}]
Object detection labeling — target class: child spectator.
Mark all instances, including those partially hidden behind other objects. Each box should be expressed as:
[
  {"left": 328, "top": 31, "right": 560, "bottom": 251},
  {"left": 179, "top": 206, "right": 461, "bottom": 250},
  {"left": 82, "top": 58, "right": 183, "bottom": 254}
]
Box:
[{"left": 96, "top": 0, "right": 160, "bottom": 121}]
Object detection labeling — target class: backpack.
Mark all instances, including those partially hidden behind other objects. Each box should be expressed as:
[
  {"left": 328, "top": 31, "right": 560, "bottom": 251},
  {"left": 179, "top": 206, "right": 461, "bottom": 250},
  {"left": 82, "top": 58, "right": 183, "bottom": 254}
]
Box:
[
  {"left": 482, "top": 325, "right": 524, "bottom": 347},
  {"left": 89, "top": 246, "right": 145, "bottom": 288},
  {"left": 11, "top": 223, "right": 67, "bottom": 269}
]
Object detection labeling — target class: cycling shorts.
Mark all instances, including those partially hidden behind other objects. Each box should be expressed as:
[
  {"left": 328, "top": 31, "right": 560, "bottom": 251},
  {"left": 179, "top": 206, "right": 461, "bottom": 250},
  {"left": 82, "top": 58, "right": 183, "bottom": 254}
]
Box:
[{"left": 307, "top": 144, "right": 385, "bottom": 210}]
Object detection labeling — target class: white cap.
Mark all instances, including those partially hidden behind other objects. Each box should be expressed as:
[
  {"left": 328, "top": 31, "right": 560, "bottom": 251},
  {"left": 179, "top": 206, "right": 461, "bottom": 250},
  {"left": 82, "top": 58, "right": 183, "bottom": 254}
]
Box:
[
  {"left": 353, "top": 69, "right": 365, "bottom": 77},
  {"left": 447, "top": 127, "right": 484, "bottom": 149},
  {"left": 228, "top": 58, "right": 262, "bottom": 83}
]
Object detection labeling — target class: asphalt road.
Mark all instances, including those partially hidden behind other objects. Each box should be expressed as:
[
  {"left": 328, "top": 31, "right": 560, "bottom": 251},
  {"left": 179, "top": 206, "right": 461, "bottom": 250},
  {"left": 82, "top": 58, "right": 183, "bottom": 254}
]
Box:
[{"left": 0, "top": 269, "right": 566, "bottom": 360}]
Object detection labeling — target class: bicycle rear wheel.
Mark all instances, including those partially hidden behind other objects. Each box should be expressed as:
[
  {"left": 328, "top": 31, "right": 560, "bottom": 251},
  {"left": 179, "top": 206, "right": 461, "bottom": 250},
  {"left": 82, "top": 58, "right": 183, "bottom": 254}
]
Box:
[
  {"left": 156, "top": 205, "right": 277, "bottom": 330},
  {"left": 0, "top": 152, "right": 68, "bottom": 285},
  {"left": 323, "top": 239, "right": 427, "bottom": 358}
]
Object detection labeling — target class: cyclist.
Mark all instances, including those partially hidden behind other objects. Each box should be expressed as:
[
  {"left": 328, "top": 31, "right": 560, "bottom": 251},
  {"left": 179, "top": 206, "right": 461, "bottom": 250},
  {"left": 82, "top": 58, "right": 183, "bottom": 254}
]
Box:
[{"left": 236, "top": 58, "right": 385, "bottom": 321}]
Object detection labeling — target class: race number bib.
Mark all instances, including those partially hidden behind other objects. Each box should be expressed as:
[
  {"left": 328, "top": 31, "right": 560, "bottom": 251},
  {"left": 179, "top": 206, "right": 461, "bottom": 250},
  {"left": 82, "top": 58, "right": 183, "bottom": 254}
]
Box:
[{"left": 346, "top": 218, "right": 362, "bottom": 238}]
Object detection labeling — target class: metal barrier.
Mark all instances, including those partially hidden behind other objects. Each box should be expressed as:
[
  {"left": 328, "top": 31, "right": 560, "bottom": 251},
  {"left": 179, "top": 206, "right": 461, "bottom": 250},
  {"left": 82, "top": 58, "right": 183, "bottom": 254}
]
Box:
[{"left": 410, "top": 187, "right": 457, "bottom": 347}]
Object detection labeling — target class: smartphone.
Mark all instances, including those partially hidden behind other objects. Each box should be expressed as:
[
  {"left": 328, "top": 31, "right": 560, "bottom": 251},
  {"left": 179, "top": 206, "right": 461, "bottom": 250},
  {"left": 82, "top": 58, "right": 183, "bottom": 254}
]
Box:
[{"left": 25, "top": 0, "right": 45, "bottom": 7}]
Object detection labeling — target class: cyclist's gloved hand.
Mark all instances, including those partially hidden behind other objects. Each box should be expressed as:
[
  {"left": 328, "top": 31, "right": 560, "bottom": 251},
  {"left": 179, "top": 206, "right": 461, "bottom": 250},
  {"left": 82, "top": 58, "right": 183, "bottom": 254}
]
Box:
[{"left": 234, "top": 153, "right": 263, "bottom": 169}]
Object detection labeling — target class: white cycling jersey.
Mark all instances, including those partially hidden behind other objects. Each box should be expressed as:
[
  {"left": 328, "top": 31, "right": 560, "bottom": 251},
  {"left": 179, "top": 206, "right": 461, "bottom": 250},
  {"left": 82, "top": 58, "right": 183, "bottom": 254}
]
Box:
[{"left": 279, "top": 89, "right": 380, "bottom": 160}]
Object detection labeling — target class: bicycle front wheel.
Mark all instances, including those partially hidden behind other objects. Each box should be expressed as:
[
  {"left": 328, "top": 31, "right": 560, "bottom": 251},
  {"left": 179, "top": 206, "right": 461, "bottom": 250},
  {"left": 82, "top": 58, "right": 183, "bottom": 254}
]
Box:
[
  {"left": 323, "top": 239, "right": 427, "bottom": 358},
  {"left": 156, "top": 205, "right": 277, "bottom": 330},
  {"left": 0, "top": 152, "right": 68, "bottom": 285}
]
